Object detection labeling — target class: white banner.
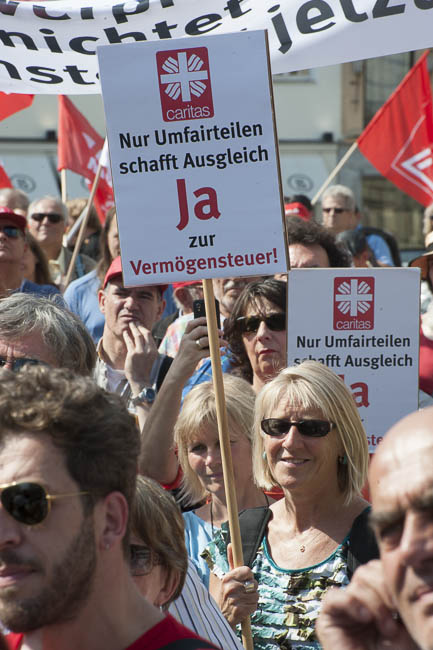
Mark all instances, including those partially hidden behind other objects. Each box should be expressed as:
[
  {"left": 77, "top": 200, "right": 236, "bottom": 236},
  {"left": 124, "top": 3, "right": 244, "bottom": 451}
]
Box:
[
  {"left": 287, "top": 268, "right": 420, "bottom": 452},
  {"left": 0, "top": 0, "right": 432, "bottom": 94},
  {"left": 99, "top": 31, "right": 287, "bottom": 285}
]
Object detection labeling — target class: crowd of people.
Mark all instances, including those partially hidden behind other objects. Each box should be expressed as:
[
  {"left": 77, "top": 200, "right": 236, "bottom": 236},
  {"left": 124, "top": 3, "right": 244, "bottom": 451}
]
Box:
[{"left": 0, "top": 182, "right": 431, "bottom": 650}]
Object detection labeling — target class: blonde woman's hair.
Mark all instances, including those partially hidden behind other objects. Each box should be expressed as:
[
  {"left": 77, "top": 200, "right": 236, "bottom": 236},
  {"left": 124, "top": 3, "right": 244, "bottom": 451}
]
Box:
[
  {"left": 174, "top": 374, "right": 256, "bottom": 505},
  {"left": 253, "top": 360, "right": 368, "bottom": 504}
]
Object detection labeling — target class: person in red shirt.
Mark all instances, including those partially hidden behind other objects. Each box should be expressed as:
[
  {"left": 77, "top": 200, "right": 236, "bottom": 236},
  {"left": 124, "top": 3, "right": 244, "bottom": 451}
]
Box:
[{"left": 0, "top": 366, "right": 216, "bottom": 650}]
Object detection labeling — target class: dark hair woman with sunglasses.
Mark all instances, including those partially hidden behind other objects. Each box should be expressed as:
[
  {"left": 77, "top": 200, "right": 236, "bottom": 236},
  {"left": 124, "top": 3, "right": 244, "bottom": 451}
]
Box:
[
  {"left": 224, "top": 278, "right": 287, "bottom": 392},
  {"left": 206, "top": 360, "right": 377, "bottom": 649}
]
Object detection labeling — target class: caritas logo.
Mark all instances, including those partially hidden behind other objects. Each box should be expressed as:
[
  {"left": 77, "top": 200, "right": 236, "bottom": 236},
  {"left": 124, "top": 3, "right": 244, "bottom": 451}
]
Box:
[
  {"left": 156, "top": 47, "right": 214, "bottom": 123},
  {"left": 333, "top": 277, "right": 374, "bottom": 330}
]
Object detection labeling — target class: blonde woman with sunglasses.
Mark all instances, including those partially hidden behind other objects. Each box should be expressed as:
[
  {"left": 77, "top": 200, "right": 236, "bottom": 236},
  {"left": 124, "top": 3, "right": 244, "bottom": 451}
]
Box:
[{"left": 205, "top": 361, "right": 377, "bottom": 649}]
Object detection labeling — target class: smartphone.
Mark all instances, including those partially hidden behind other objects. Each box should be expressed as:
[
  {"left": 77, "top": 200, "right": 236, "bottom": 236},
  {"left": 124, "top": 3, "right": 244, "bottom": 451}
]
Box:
[{"left": 193, "top": 298, "right": 221, "bottom": 329}]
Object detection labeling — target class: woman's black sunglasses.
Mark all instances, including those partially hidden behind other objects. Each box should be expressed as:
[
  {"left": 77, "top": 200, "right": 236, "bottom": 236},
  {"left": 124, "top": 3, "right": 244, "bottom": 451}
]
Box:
[
  {"left": 0, "top": 481, "right": 89, "bottom": 525},
  {"left": 261, "top": 419, "right": 334, "bottom": 438},
  {"left": 236, "top": 312, "right": 285, "bottom": 334}
]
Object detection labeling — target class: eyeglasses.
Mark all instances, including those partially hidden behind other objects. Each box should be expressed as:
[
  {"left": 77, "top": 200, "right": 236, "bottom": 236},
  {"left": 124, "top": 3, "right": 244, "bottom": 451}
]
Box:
[
  {"left": 0, "top": 225, "right": 20, "bottom": 239},
  {"left": 236, "top": 313, "right": 285, "bottom": 334},
  {"left": 0, "top": 356, "right": 47, "bottom": 372},
  {"left": 130, "top": 544, "right": 159, "bottom": 576},
  {"left": 322, "top": 207, "right": 346, "bottom": 214},
  {"left": 30, "top": 213, "right": 63, "bottom": 224},
  {"left": 261, "top": 418, "right": 335, "bottom": 438},
  {"left": 0, "top": 482, "right": 89, "bottom": 526}
]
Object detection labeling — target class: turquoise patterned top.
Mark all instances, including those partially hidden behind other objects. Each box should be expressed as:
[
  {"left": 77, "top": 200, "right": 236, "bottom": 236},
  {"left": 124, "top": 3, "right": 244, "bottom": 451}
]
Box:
[{"left": 203, "top": 526, "right": 350, "bottom": 650}]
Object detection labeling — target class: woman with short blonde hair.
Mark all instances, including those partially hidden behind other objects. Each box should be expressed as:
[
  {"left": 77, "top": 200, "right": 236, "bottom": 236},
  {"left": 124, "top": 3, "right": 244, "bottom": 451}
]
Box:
[
  {"left": 174, "top": 374, "right": 269, "bottom": 588},
  {"left": 207, "top": 360, "right": 376, "bottom": 648}
]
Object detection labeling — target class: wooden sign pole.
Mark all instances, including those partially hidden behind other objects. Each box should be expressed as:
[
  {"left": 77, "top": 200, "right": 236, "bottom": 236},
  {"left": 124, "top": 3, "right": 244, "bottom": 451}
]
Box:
[{"left": 202, "top": 278, "right": 254, "bottom": 650}]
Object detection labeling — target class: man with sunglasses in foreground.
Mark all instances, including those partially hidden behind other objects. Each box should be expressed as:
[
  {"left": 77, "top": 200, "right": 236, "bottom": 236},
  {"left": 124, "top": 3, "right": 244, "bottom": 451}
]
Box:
[
  {"left": 0, "top": 208, "right": 59, "bottom": 299},
  {"left": 27, "top": 195, "right": 95, "bottom": 287},
  {"left": 317, "top": 406, "right": 433, "bottom": 650},
  {"left": 0, "top": 366, "right": 218, "bottom": 650}
]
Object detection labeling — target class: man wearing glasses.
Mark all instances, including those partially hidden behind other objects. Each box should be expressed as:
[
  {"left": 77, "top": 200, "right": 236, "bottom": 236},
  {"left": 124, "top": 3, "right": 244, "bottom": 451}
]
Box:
[
  {"left": 0, "top": 207, "right": 58, "bottom": 299},
  {"left": 27, "top": 195, "right": 95, "bottom": 287},
  {"left": 0, "top": 366, "right": 217, "bottom": 650},
  {"left": 321, "top": 184, "right": 395, "bottom": 266}
]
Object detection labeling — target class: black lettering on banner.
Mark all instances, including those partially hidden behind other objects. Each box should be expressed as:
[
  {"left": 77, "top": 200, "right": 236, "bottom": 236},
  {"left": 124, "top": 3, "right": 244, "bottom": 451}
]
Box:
[
  {"left": 0, "top": 59, "right": 21, "bottom": 80},
  {"left": 268, "top": 5, "right": 293, "bottom": 54},
  {"left": 32, "top": 6, "right": 70, "bottom": 20},
  {"left": 414, "top": 0, "right": 433, "bottom": 8},
  {"left": 152, "top": 21, "right": 178, "bottom": 38},
  {"left": 372, "top": 0, "right": 405, "bottom": 17},
  {"left": 189, "top": 236, "right": 197, "bottom": 248},
  {"left": 28, "top": 66, "right": 62, "bottom": 84},
  {"left": 104, "top": 26, "right": 147, "bottom": 44},
  {"left": 185, "top": 13, "right": 222, "bottom": 35},
  {"left": 339, "top": 0, "right": 368, "bottom": 22},
  {"left": 69, "top": 36, "right": 98, "bottom": 55},
  {"left": 63, "top": 65, "right": 95, "bottom": 85},
  {"left": 80, "top": 7, "right": 95, "bottom": 20},
  {"left": 296, "top": 0, "right": 335, "bottom": 33},
  {"left": 0, "top": 30, "right": 38, "bottom": 50},
  {"left": 224, "top": 0, "right": 252, "bottom": 18},
  {"left": 40, "top": 29, "right": 63, "bottom": 53},
  {"left": 0, "top": 2, "right": 19, "bottom": 17},
  {"left": 112, "top": 1, "right": 150, "bottom": 25}
]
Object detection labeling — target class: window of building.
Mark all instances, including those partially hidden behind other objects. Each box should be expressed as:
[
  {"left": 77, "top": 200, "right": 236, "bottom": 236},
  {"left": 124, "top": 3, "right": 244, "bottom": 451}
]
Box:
[
  {"left": 273, "top": 69, "right": 313, "bottom": 83},
  {"left": 364, "top": 53, "right": 414, "bottom": 125},
  {"left": 362, "top": 175, "right": 424, "bottom": 255}
]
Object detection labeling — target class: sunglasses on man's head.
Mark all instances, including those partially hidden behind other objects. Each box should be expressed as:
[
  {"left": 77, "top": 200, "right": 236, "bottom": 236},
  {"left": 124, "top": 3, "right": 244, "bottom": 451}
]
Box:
[
  {"left": 0, "top": 482, "right": 89, "bottom": 526},
  {"left": 30, "top": 213, "right": 63, "bottom": 224},
  {"left": 0, "top": 225, "right": 20, "bottom": 239},
  {"left": 0, "top": 356, "right": 46, "bottom": 372},
  {"left": 261, "top": 418, "right": 334, "bottom": 438},
  {"left": 236, "top": 312, "right": 285, "bottom": 334}
]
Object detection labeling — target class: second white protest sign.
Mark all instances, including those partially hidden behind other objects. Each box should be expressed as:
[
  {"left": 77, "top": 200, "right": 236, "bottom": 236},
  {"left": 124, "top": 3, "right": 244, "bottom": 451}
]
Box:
[{"left": 287, "top": 268, "right": 420, "bottom": 452}]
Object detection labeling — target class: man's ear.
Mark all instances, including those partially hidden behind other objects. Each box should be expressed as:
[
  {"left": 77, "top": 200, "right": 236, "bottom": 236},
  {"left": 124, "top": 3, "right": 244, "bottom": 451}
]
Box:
[
  {"left": 174, "top": 287, "right": 192, "bottom": 312},
  {"left": 156, "top": 297, "right": 166, "bottom": 321},
  {"left": 96, "top": 491, "right": 129, "bottom": 552},
  {"left": 154, "top": 567, "right": 181, "bottom": 609},
  {"left": 98, "top": 288, "right": 106, "bottom": 314}
]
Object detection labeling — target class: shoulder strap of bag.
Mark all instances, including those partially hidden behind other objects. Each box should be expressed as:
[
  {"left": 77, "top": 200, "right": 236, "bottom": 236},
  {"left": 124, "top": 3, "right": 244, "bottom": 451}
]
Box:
[
  {"left": 224, "top": 506, "right": 272, "bottom": 568},
  {"left": 347, "top": 506, "right": 379, "bottom": 579}
]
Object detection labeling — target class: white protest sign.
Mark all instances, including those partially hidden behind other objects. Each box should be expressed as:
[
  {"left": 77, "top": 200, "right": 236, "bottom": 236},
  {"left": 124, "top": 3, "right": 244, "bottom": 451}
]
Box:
[
  {"left": 287, "top": 268, "right": 420, "bottom": 452},
  {"left": 98, "top": 31, "right": 287, "bottom": 286},
  {"left": 0, "top": 1, "right": 432, "bottom": 94}
]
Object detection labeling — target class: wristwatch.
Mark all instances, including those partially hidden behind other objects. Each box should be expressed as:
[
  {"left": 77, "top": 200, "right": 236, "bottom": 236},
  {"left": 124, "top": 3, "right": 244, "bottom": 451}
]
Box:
[{"left": 131, "top": 386, "right": 156, "bottom": 406}]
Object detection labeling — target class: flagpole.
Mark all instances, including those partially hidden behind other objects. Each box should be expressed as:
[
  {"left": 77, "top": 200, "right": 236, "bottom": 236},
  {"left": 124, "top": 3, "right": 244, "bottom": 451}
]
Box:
[
  {"left": 311, "top": 141, "right": 358, "bottom": 205},
  {"left": 61, "top": 169, "right": 67, "bottom": 203},
  {"left": 64, "top": 160, "right": 103, "bottom": 288}
]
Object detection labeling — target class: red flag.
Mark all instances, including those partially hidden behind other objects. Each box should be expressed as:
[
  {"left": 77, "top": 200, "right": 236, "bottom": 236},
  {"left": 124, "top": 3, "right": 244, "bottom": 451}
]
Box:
[
  {"left": 358, "top": 52, "right": 433, "bottom": 207},
  {"left": 57, "top": 96, "right": 114, "bottom": 221},
  {"left": 0, "top": 93, "right": 33, "bottom": 121},
  {"left": 0, "top": 161, "right": 12, "bottom": 188}
]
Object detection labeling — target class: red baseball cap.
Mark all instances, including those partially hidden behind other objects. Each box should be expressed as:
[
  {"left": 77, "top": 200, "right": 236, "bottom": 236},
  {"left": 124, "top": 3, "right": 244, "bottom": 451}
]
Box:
[
  {"left": 103, "top": 256, "right": 168, "bottom": 295},
  {"left": 0, "top": 207, "right": 27, "bottom": 232},
  {"left": 284, "top": 202, "right": 311, "bottom": 221},
  {"left": 172, "top": 280, "right": 202, "bottom": 290}
]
